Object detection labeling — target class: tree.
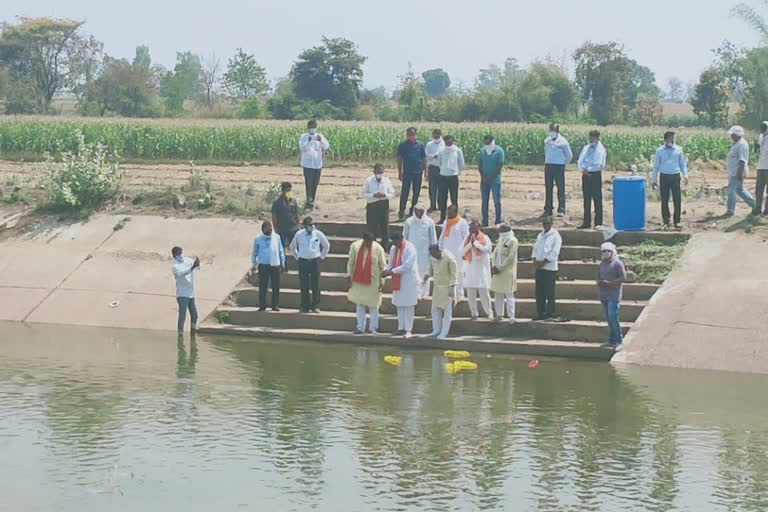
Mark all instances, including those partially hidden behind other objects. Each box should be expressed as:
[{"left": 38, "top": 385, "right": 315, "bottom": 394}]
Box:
[
  {"left": 133, "top": 45, "right": 151, "bottom": 70},
  {"left": 518, "top": 61, "right": 575, "bottom": 120},
  {"left": 573, "top": 41, "right": 632, "bottom": 125},
  {"left": 738, "top": 47, "right": 768, "bottom": 128},
  {"left": 421, "top": 68, "right": 450, "bottom": 96},
  {"left": 223, "top": 48, "right": 268, "bottom": 100},
  {"left": 631, "top": 93, "right": 664, "bottom": 126},
  {"left": 476, "top": 58, "right": 522, "bottom": 90},
  {"left": 732, "top": 1, "right": 768, "bottom": 41},
  {"left": 623, "top": 60, "right": 660, "bottom": 109},
  {"left": 396, "top": 66, "right": 430, "bottom": 120},
  {"left": 0, "top": 17, "right": 98, "bottom": 110},
  {"left": 200, "top": 53, "right": 220, "bottom": 106},
  {"left": 691, "top": 67, "right": 729, "bottom": 128},
  {"left": 79, "top": 56, "right": 158, "bottom": 117},
  {"left": 665, "top": 77, "right": 686, "bottom": 103},
  {"left": 290, "top": 37, "right": 366, "bottom": 113},
  {"left": 159, "top": 51, "right": 203, "bottom": 114}
]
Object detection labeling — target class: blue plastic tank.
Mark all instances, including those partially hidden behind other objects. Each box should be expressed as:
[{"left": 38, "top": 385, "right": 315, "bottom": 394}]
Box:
[{"left": 612, "top": 176, "right": 646, "bottom": 231}]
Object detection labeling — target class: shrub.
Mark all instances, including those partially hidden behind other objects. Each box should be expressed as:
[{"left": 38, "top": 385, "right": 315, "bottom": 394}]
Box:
[{"left": 235, "top": 97, "right": 265, "bottom": 119}]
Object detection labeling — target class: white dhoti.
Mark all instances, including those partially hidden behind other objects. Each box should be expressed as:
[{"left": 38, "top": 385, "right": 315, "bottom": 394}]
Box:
[
  {"left": 356, "top": 304, "right": 379, "bottom": 332},
  {"left": 397, "top": 306, "right": 415, "bottom": 333},
  {"left": 430, "top": 301, "right": 453, "bottom": 339},
  {"left": 467, "top": 288, "right": 492, "bottom": 318},
  {"left": 494, "top": 293, "right": 515, "bottom": 322}
]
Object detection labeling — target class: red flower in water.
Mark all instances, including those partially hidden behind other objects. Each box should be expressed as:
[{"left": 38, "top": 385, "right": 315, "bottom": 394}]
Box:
[{"left": 527, "top": 360, "right": 539, "bottom": 369}]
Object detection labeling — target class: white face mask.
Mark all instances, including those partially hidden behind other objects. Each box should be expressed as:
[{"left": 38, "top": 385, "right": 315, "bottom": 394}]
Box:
[
  {"left": 309, "top": 128, "right": 317, "bottom": 135},
  {"left": 601, "top": 251, "right": 613, "bottom": 261},
  {"left": 549, "top": 131, "right": 558, "bottom": 140},
  {"left": 375, "top": 173, "right": 383, "bottom": 181},
  {"left": 484, "top": 141, "right": 495, "bottom": 155}
]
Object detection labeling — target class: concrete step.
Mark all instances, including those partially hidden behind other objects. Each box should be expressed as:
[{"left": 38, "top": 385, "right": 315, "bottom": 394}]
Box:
[
  {"left": 316, "top": 221, "right": 690, "bottom": 246},
  {"left": 286, "top": 254, "right": 601, "bottom": 280},
  {"left": 231, "top": 288, "right": 646, "bottom": 322},
  {"left": 252, "top": 272, "right": 659, "bottom": 300},
  {"left": 197, "top": 323, "right": 615, "bottom": 361},
  {"left": 214, "top": 307, "right": 630, "bottom": 344},
  {"left": 326, "top": 236, "right": 601, "bottom": 261}
]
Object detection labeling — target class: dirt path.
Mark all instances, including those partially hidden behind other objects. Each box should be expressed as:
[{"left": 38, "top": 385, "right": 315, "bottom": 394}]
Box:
[{"left": 1, "top": 160, "right": 765, "bottom": 234}]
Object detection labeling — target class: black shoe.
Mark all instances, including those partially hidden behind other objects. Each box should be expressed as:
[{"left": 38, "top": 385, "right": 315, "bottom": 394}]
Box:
[
  {"left": 392, "top": 329, "right": 406, "bottom": 336},
  {"left": 577, "top": 223, "right": 590, "bottom": 230},
  {"left": 299, "top": 307, "right": 309, "bottom": 313},
  {"left": 272, "top": 307, "right": 280, "bottom": 312},
  {"left": 397, "top": 214, "right": 406, "bottom": 222},
  {"left": 539, "top": 212, "right": 551, "bottom": 219},
  {"left": 258, "top": 307, "right": 267, "bottom": 312},
  {"left": 427, "top": 207, "right": 436, "bottom": 214},
  {"left": 353, "top": 329, "right": 364, "bottom": 335},
  {"left": 534, "top": 315, "right": 549, "bottom": 321}
]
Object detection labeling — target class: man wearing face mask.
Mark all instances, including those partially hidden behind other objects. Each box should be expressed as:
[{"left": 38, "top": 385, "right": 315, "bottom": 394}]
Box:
[
  {"left": 532, "top": 216, "right": 562, "bottom": 321},
  {"left": 299, "top": 120, "right": 330, "bottom": 210},
  {"left": 290, "top": 216, "right": 330, "bottom": 313},
  {"left": 271, "top": 182, "right": 300, "bottom": 249},
  {"left": 478, "top": 135, "right": 505, "bottom": 227},
  {"left": 396, "top": 127, "right": 427, "bottom": 222},
  {"left": 437, "top": 135, "right": 465, "bottom": 224},
  {"left": 362, "top": 163, "right": 395, "bottom": 249},
  {"left": 724, "top": 125, "right": 756, "bottom": 217},
  {"left": 652, "top": 131, "right": 689, "bottom": 230},
  {"left": 597, "top": 242, "right": 626, "bottom": 350},
  {"left": 425, "top": 129, "right": 445, "bottom": 214},
  {"left": 424, "top": 244, "right": 457, "bottom": 339},
  {"left": 403, "top": 203, "right": 437, "bottom": 299},
  {"left": 543, "top": 123, "right": 573, "bottom": 218},
  {"left": 577, "top": 130, "right": 607, "bottom": 229}
]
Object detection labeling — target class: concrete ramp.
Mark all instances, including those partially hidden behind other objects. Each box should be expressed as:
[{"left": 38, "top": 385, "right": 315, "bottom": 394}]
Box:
[{"left": 613, "top": 231, "right": 768, "bottom": 374}]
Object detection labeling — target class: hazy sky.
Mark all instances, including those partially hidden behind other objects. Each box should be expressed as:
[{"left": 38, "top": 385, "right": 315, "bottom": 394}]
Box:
[{"left": 2, "top": 0, "right": 763, "bottom": 92}]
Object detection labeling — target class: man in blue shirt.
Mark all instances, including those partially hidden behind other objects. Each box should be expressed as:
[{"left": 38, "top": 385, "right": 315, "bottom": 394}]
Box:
[
  {"left": 396, "top": 127, "right": 427, "bottom": 222},
  {"left": 543, "top": 123, "right": 574, "bottom": 217},
  {"left": 651, "top": 131, "right": 689, "bottom": 229},
  {"left": 577, "top": 130, "right": 607, "bottom": 229},
  {"left": 251, "top": 221, "right": 286, "bottom": 311},
  {"left": 477, "top": 135, "right": 505, "bottom": 227}
]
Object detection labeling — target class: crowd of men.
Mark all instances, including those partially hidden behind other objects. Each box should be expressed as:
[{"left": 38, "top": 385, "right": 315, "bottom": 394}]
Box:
[{"left": 173, "top": 119, "right": 768, "bottom": 351}]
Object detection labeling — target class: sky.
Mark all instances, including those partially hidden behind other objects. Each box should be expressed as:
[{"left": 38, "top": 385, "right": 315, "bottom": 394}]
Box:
[{"left": 2, "top": 0, "right": 763, "bottom": 93}]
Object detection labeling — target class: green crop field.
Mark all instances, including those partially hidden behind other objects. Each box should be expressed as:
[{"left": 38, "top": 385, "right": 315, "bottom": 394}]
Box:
[{"left": 0, "top": 116, "right": 735, "bottom": 167}]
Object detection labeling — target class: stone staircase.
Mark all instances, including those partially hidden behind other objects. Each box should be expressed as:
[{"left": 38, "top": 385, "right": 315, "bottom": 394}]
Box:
[{"left": 199, "top": 221, "right": 688, "bottom": 360}]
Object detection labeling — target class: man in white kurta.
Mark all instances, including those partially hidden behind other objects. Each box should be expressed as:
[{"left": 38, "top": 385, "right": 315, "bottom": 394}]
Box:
[
  {"left": 347, "top": 232, "right": 387, "bottom": 334},
  {"left": 403, "top": 203, "right": 437, "bottom": 298},
  {"left": 383, "top": 232, "right": 421, "bottom": 338},
  {"left": 461, "top": 220, "right": 493, "bottom": 319},
  {"left": 437, "top": 204, "right": 469, "bottom": 298},
  {"left": 490, "top": 223, "right": 519, "bottom": 323},
  {"left": 424, "top": 244, "right": 457, "bottom": 339}
]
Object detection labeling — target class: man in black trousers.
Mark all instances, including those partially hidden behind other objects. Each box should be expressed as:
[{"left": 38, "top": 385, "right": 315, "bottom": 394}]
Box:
[
  {"left": 289, "top": 216, "right": 330, "bottom": 313},
  {"left": 577, "top": 130, "right": 607, "bottom": 229}
]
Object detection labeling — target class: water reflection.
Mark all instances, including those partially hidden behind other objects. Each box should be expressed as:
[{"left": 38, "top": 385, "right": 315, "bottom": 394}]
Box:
[{"left": 0, "top": 323, "right": 767, "bottom": 511}]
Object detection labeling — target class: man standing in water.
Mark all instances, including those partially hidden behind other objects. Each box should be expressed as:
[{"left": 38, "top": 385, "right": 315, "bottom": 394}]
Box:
[
  {"left": 424, "top": 244, "right": 457, "bottom": 339},
  {"left": 171, "top": 246, "right": 200, "bottom": 334},
  {"left": 425, "top": 129, "right": 445, "bottom": 213},
  {"left": 403, "top": 203, "right": 437, "bottom": 298},
  {"left": 532, "top": 216, "right": 562, "bottom": 321},
  {"left": 347, "top": 232, "right": 387, "bottom": 334},
  {"left": 382, "top": 232, "right": 421, "bottom": 338},
  {"left": 543, "top": 123, "right": 573, "bottom": 217},
  {"left": 298, "top": 119, "right": 330, "bottom": 209},
  {"left": 396, "top": 127, "right": 427, "bottom": 221}
]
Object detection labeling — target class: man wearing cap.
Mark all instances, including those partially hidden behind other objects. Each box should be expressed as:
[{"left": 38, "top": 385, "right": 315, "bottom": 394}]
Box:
[
  {"left": 425, "top": 129, "right": 445, "bottom": 213},
  {"left": 397, "top": 127, "right": 427, "bottom": 222},
  {"left": 290, "top": 216, "right": 330, "bottom": 313},
  {"left": 652, "top": 131, "right": 689, "bottom": 230},
  {"left": 597, "top": 242, "right": 626, "bottom": 350},
  {"left": 725, "top": 125, "right": 757, "bottom": 216},
  {"left": 272, "top": 182, "right": 300, "bottom": 249},
  {"left": 543, "top": 123, "right": 573, "bottom": 218},
  {"left": 754, "top": 121, "right": 768, "bottom": 215},
  {"left": 490, "top": 223, "right": 519, "bottom": 323},
  {"left": 362, "top": 163, "right": 395, "bottom": 249},
  {"left": 347, "top": 232, "right": 387, "bottom": 334},
  {"left": 382, "top": 232, "right": 421, "bottom": 338},
  {"left": 403, "top": 204, "right": 437, "bottom": 298},
  {"left": 424, "top": 244, "right": 457, "bottom": 339},
  {"left": 577, "top": 130, "right": 607, "bottom": 229},
  {"left": 298, "top": 119, "right": 330, "bottom": 209}
]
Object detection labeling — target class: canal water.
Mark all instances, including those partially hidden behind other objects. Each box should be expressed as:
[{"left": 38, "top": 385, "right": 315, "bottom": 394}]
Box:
[{"left": 1, "top": 322, "right": 767, "bottom": 512}]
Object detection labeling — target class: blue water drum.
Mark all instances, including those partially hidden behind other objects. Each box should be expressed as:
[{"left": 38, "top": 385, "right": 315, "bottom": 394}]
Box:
[{"left": 612, "top": 176, "right": 646, "bottom": 231}]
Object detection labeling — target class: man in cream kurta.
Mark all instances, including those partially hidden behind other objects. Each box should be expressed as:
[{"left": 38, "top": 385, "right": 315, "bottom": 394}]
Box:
[
  {"left": 347, "top": 233, "right": 387, "bottom": 334},
  {"left": 490, "top": 223, "right": 519, "bottom": 323},
  {"left": 383, "top": 232, "right": 421, "bottom": 338},
  {"left": 403, "top": 203, "right": 437, "bottom": 298},
  {"left": 438, "top": 204, "right": 470, "bottom": 298},
  {"left": 424, "top": 244, "right": 457, "bottom": 339},
  {"left": 462, "top": 220, "right": 493, "bottom": 319}
]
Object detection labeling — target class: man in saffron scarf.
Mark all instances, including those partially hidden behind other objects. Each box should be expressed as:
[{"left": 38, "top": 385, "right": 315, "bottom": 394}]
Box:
[
  {"left": 347, "top": 232, "right": 387, "bottom": 335},
  {"left": 461, "top": 220, "right": 493, "bottom": 320},
  {"left": 438, "top": 204, "right": 469, "bottom": 299},
  {"left": 382, "top": 231, "right": 421, "bottom": 338}
]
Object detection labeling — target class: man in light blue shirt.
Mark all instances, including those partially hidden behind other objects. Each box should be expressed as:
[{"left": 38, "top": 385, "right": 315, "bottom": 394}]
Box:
[
  {"left": 652, "top": 131, "right": 689, "bottom": 229},
  {"left": 171, "top": 246, "right": 200, "bottom": 333},
  {"left": 251, "top": 221, "right": 286, "bottom": 311},
  {"left": 543, "top": 123, "right": 573, "bottom": 217},
  {"left": 577, "top": 130, "right": 607, "bottom": 229},
  {"left": 477, "top": 134, "right": 505, "bottom": 227}
]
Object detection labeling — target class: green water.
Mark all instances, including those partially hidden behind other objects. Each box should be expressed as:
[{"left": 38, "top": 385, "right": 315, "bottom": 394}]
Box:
[{"left": 1, "top": 322, "right": 767, "bottom": 511}]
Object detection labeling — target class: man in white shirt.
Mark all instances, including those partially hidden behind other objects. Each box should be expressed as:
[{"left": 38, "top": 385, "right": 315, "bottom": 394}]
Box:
[
  {"left": 382, "top": 232, "right": 421, "bottom": 339},
  {"left": 362, "top": 163, "right": 395, "bottom": 249},
  {"left": 577, "top": 130, "right": 607, "bottom": 229},
  {"left": 171, "top": 246, "right": 200, "bottom": 334},
  {"left": 754, "top": 121, "right": 768, "bottom": 216},
  {"left": 532, "top": 217, "right": 563, "bottom": 320},
  {"left": 403, "top": 203, "right": 437, "bottom": 298},
  {"left": 425, "top": 129, "right": 445, "bottom": 214},
  {"left": 461, "top": 220, "right": 493, "bottom": 320},
  {"left": 298, "top": 119, "right": 330, "bottom": 209},
  {"left": 725, "top": 125, "right": 757, "bottom": 217},
  {"left": 438, "top": 204, "right": 470, "bottom": 298},
  {"left": 437, "top": 135, "right": 465, "bottom": 224},
  {"left": 543, "top": 123, "right": 574, "bottom": 217},
  {"left": 290, "top": 216, "right": 330, "bottom": 313}
]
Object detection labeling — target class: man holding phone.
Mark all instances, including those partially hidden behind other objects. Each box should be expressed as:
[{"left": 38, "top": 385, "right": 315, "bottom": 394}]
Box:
[{"left": 171, "top": 246, "right": 201, "bottom": 334}]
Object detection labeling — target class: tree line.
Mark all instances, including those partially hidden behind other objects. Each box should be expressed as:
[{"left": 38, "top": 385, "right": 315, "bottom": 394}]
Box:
[{"left": 0, "top": 12, "right": 766, "bottom": 128}]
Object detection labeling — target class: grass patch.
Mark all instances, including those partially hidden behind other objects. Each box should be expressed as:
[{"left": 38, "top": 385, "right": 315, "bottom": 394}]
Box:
[{"left": 621, "top": 239, "right": 687, "bottom": 284}]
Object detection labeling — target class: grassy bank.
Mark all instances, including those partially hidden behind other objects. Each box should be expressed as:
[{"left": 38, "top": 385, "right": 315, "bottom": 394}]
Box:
[{"left": 0, "top": 117, "right": 733, "bottom": 167}]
